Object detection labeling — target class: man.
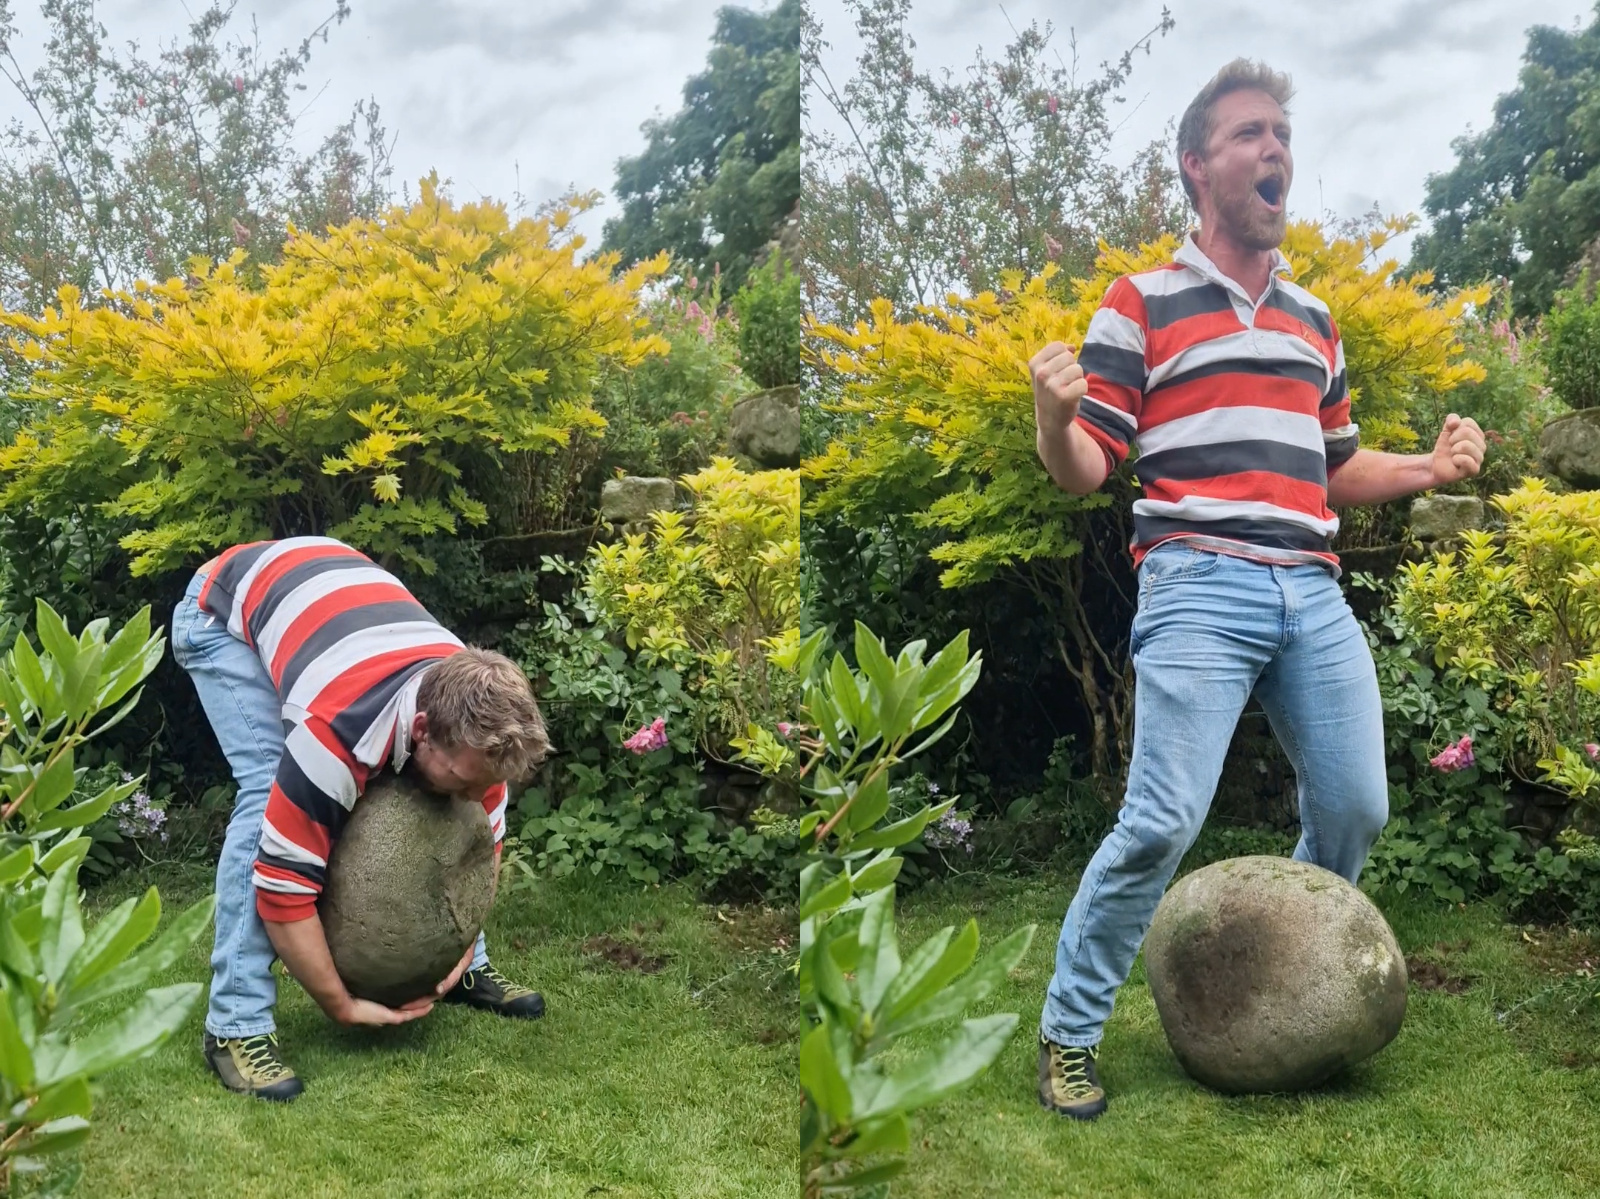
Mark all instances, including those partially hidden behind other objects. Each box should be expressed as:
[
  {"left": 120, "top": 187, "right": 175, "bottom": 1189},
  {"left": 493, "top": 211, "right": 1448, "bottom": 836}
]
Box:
[
  {"left": 173, "top": 535, "right": 553, "bottom": 1102},
  {"left": 1029, "top": 59, "right": 1485, "bottom": 1120}
]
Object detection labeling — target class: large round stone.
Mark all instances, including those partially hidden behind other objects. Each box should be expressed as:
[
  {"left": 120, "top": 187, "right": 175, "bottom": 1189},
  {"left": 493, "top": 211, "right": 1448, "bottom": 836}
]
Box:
[
  {"left": 1144, "top": 856, "right": 1407, "bottom": 1094},
  {"left": 319, "top": 771, "right": 495, "bottom": 1007}
]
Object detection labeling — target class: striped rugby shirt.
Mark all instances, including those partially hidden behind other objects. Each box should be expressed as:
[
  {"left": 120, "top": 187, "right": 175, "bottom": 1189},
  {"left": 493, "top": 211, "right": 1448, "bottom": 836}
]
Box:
[
  {"left": 1073, "top": 235, "right": 1358, "bottom": 573},
  {"left": 198, "top": 537, "right": 509, "bottom": 921}
]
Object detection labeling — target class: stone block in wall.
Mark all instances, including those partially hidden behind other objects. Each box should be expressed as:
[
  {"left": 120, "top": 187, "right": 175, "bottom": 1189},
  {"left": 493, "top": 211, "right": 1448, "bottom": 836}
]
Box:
[{"left": 600, "top": 476, "right": 678, "bottom": 524}]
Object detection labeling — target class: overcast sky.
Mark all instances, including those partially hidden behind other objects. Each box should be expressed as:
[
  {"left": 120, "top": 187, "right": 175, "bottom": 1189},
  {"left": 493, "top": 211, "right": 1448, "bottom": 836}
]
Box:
[
  {"left": 809, "top": 0, "right": 1596, "bottom": 263},
  {"left": 1, "top": 0, "right": 738, "bottom": 247}
]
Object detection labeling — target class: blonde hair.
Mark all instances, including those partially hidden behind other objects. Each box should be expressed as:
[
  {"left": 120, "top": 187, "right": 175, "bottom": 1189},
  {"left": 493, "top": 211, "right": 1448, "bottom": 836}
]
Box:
[
  {"left": 418, "top": 647, "right": 550, "bottom": 780},
  {"left": 1176, "top": 59, "right": 1294, "bottom": 207}
]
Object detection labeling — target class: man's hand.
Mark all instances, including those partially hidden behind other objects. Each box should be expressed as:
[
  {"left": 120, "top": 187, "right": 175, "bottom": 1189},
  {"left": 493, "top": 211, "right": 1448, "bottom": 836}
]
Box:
[
  {"left": 1430, "top": 413, "right": 1486, "bottom": 486},
  {"left": 1030, "top": 341, "right": 1088, "bottom": 432},
  {"left": 332, "top": 995, "right": 435, "bottom": 1026},
  {"left": 434, "top": 942, "right": 475, "bottom": 998}
]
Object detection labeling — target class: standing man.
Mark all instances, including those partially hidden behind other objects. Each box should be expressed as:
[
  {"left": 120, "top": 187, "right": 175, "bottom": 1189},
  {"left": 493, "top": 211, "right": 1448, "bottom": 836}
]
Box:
[
  {"left": 1029, "top": 60, "right": 1485, "bottom": 1120},
  {"left": 173, "top": 536, "right": 553, "bottom": 1102}
]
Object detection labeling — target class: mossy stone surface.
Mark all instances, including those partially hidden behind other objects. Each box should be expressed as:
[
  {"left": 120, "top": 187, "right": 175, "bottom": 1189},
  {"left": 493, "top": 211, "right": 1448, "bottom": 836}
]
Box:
[
  {"left": 1144, "top": 855, "right": 1407, "bottom": 1094},
  {"left": 320, "top": 771, "right": 495, "bottom": 1007}
]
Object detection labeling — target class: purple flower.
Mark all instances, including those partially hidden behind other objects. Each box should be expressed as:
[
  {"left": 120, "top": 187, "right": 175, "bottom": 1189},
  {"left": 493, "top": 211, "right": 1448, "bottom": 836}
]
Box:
[
  {"left": 1430, "top": 735, "right": 1475, "bottom": 773},
  {"left": 623, "top": 718, "right": 668, "bottom": 755},
  {"left": 924, "top": 809, "right": 973, "bottom": 854},
  {"left": 927, "top": 781, "right": 941, "bottom": 796},
  {"left": 112, "top": 789, "right": 168, "bottom": 842}
]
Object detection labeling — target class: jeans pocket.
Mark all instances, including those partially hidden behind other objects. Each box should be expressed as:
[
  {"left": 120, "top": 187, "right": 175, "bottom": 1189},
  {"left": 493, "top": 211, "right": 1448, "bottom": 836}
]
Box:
[{"left": 1138, "top": 543, "right": 1221, "bottom": 599}]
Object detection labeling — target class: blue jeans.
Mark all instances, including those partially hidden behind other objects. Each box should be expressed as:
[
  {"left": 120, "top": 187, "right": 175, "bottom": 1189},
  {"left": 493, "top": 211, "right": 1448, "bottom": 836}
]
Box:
[
  {"left": 1039, "top": 545, "right": 1389, "bottom": 1048},
  {"left": 172, "top": 573, "right": 489, "bottom": 1037}
]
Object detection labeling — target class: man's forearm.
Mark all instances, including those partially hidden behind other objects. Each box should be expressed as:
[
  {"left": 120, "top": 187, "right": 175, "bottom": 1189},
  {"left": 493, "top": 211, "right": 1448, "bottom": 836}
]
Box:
[
  {"left": 1326, "top": 449, "right": 1438, "bottom": 508},
  {"left": 1037, "top": 417, "right": 1110, "bottom": 496},
  {"left": 263, "top": 913, "right": 353, "bottom": 1021}
]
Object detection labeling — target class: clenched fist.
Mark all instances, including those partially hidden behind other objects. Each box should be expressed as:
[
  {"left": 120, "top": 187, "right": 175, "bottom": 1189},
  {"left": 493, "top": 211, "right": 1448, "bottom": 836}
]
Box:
[
  {"left": 1030, "top": 341, "right": 1088, "bottom": 432},
  {"left": 1430, "top": 413, "right": 1486, "bottom": 486}
]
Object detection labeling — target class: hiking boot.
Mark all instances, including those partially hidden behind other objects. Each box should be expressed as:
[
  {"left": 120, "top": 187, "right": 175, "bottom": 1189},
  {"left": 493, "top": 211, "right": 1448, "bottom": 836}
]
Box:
[
  {"left": 203, "top": 1032, "right": 304, "bottom": 1102},
  {"left": 1038, "top": 1035, "right": 1107, "bottom": 1120},
  {"left": 440, "top": 964, "right": 546, "bottom": 1019}
]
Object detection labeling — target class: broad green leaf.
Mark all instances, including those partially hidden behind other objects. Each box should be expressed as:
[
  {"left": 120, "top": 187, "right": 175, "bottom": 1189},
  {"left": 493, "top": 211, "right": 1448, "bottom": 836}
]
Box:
[
  {"left": 98, "top": 608, "right": 152, "bottom": 681},
  {"left": 849, "top": 800, "right": 954, "bottom": 852},
  {"left": 0, "top": 917, "right": 38, "bottom": 979},
  {"left": 64, "top": 895, "right": 215, "bottom": 1011},
  {"left": 39, "top": 859, "right": 85, "bottom": 986},
  {"left": 67, "top": 888, "right": 160, "bottom": 992},
  {"left": 36, "top": 982, "right": 202, "bottom": 1084},
  {"left": 827, "top": 653, "right": 862, "bottom": 733},
  {"left": 10, "top": 635, "right": 47, "bottom": 713},
  {"left": 35, "top": 777, "right": 139, "bottom": 833},
  {"left": 33, "top": 601, "right": 79, "bottom": 672},
  {"left": 883, "top": 919, "right": 977, "bottom": 1023},
  {"left": 61, "top": 641, "right": 106, "bottom": 724},
  {"left": 39, "top": 837, "right": 90, "bottom": 877},
  {"left": 900, "top": 710, "right": 960, "bottom": 761},
  {"left": 799, "top": 869, "right": 853, "bottom": 921},
  {"left": 799, "top": 1023, "right": 853, "bottom": 1120},
  {"left": 848, "top": 854, "right": 902, "bottom": 896},
  {"left": 26, "top": 1077, "right": 90, "bottom": 1124},
  {"left": 0, "top": 668, "right": 30, "bottom": 728},
  {"left": 880, "top": 924, "right": 1037, "bottom": 1040},
  {"left": 855, "top": 887, "right": 900, "bottom": 1017},
  {"left": 820, "top": 1161, "right": 907, "bottom": 1194},
  {"left": 845, "top": 771, "right": 891, "bottom": 833},
  {"left": 809, "top": 921, "right": 859, "bottom": 1025},
  {"left": 19, "top": 1115, "right": 90, "bottom": 1157},
  {"left": 0, "top": 844, "right": 35, "bottom": 886},
  {"left": 842, "top": 1112, "right": 910, "bottom": 1160},
  {"left": 0, "top": 982, "right": 35, "bottom": 1089},
  {"left": 86, "top": 688, "right": 145, "bottom": 740},
  {"left": 857, "top": 1012, "right": 1020, "bottom": 1119},
  {"left": 27, "top": 748, "right": 79, "bottom": 818},
  {"left": 853, "top": 622, "right": 899, "bottom": 702}
]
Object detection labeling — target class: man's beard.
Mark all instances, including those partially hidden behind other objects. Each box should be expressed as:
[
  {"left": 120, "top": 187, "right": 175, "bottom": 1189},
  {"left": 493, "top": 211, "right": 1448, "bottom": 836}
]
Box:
[{"left": 1216, "top": 180, "right": 1288, "bottom": 251}]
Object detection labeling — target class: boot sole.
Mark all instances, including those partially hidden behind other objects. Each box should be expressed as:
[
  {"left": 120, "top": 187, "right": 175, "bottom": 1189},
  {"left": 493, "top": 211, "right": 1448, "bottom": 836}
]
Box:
[
  {"left": 204, "top": 1054, "right": 304, "bottom": 1102},
  {"left": 1038, "top": 1092, "right": 1107, "bottom": 1121}
]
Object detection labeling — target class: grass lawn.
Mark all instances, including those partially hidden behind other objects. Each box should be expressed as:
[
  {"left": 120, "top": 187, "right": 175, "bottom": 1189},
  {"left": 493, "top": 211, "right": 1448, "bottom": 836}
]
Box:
[
  {"left": 886, "top": 872, "right": 1600, "bottom": 1199},
  {"left": 71, "top": 865, "right": 797, "bottom": 1199}
]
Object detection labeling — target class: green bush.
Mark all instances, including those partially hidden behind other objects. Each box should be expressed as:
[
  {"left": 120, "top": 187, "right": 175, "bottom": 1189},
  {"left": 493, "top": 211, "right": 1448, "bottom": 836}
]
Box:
[
  {"left": 1545, "top": 276, "right": 1600, "bottom": 410},
  {"left": 0, "top": 601, "right": 213, "bottom": 1192},
  {"left": 733, "top": 251, "right": 801, "bottom": 389}
]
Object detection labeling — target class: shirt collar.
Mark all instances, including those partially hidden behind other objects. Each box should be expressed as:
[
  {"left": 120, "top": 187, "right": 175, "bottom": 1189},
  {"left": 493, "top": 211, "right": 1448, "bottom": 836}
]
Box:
[{"left": 1173, "top": 232, "right": 1292, "bottom": 301}]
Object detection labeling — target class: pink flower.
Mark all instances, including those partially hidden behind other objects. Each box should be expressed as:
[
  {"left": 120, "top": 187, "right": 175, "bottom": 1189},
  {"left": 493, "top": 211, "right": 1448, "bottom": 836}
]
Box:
[
  {"left": 1044, "top": 234, "right": 1063, "bottom": 259},
  {"left": 1430, "top": 735, "right": 1475, "bottom": 773},
  {"left": 1586, "top": 743, "right": 1600, "bottom": 761},
  {"left": 1047, "top": 94, "right": 1059, "bottom": 115},
  {"left": 777, "top": 722, "right": 794, "bottom": 738},
  {"left": 233, "top": 76, "right": 245, "bottom": 93},
  {"left": 623, "top": 718, "right": 668, "bottom": 755},
  {"left": 950, "top": 112, "right": 960, "bottom": 126}
]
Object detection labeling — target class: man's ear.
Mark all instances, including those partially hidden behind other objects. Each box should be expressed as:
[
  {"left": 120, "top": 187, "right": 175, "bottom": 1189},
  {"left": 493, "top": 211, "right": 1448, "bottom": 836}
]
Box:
[{"left": 411, "top": 710, "right": 429, "bottom": 743}]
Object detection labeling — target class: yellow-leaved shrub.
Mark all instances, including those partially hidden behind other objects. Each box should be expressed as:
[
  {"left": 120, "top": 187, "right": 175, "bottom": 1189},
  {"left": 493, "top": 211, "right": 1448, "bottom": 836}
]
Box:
[{"left": 0, "top": 176, "right": 668, "bottom": 574}]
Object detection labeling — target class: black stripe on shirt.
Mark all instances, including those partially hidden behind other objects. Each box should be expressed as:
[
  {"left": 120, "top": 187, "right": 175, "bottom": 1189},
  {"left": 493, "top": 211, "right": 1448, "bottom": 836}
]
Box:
[
  {"left": 1321, "top": 369, "right": 1348, "bottom": 409},
  {"left": 1263, "top": 289, "right": 1334, "bottom": 340},
  {"left": 1148, "top": 356, "right": 1328, "bottom": 396},
  {"left": 329, "top": 657, "right": 440, "bottom": 748},
  {"left": 1134, "top": 439, "right": 1329, "bottom": 488},
  {"left": 1078, "top": 342, "right": 1146, "bottom": 391},
  {"left": 1142, "top": 282, "right": 1235, "bottom": 331},
  {"left": 247, "top": 555, "right": 378, "bottom": 648},
  {"left": 203, "top": 542, "right": 272, "bottom": 626},
  {"left": 276, "top": 599, "right": 438, "bottom": 699},
  {"left": 1132, "top": 513, "right": 1332, "bottom": 554},
  {"left": 274, "top": 741, "right": 351, "bottom": 834},
  {"left": 256, "top": 849, "right": 327, "bottom": 889}
]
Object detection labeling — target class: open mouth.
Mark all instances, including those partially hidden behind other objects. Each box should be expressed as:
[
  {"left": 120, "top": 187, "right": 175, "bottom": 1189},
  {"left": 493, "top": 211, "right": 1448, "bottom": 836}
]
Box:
[{"left": 1255, "top": 176, "right": 1284, "bottom": 208}]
